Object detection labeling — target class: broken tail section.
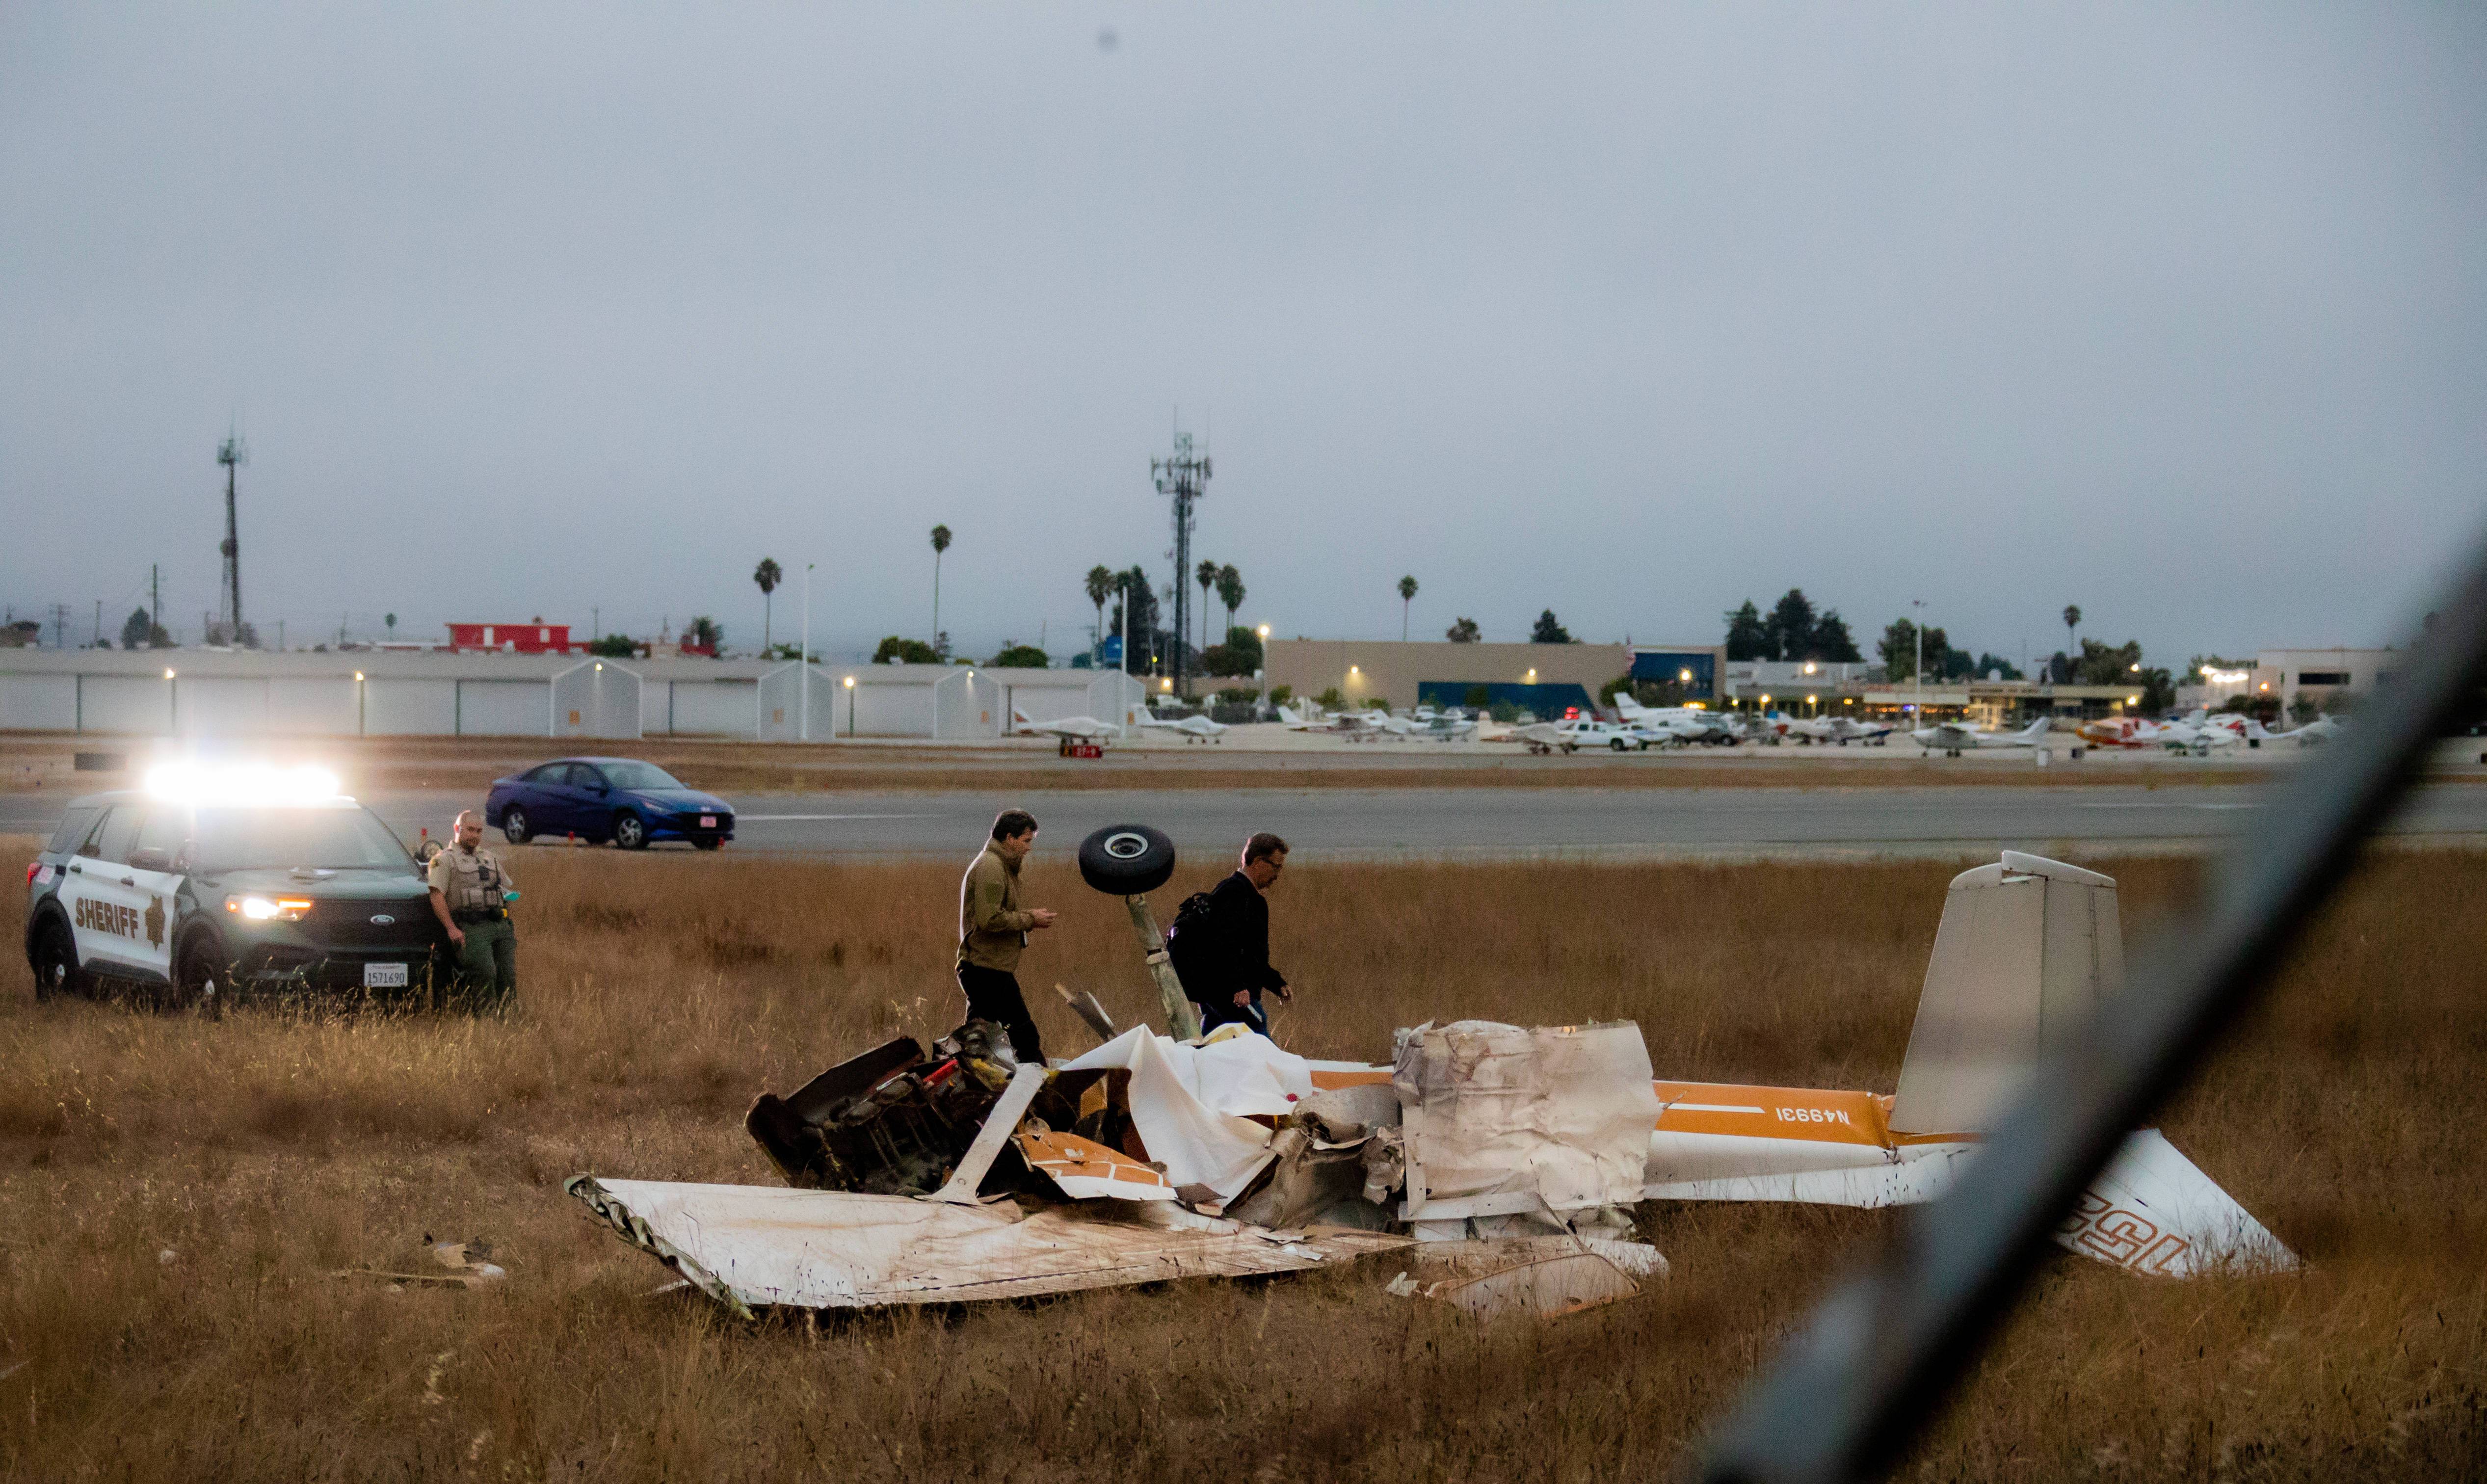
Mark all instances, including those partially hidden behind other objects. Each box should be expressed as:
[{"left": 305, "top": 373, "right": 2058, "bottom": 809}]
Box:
[{"left": 1640, "top": 851, "right": 2296, "bottom": 1275}]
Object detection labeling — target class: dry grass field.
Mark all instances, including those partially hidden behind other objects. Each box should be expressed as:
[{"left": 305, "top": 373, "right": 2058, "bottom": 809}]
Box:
[{"left": 2, "top": 837, "right": 2483, "bottom": 1480}]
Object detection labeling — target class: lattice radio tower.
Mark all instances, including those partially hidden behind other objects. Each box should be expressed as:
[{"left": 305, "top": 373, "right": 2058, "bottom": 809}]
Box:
[
  {"left": 217, "top": 429, "right": 247, "bottom": 644},
  {"left": 1152, "top": 429, "right": 1211, "bottom": 696}
]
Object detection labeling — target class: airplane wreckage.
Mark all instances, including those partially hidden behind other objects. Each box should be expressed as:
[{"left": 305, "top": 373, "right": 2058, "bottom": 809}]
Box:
[{"left": 568, "top": 831, "right": 2294, "bottom": 1319}]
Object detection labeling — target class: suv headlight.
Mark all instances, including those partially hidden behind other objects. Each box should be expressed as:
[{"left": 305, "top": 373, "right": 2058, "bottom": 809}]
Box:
[{"left": 225, "top": 895, "right": 312, "bottom": 922}]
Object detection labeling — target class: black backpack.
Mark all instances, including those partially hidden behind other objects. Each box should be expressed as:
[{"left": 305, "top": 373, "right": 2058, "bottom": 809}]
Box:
[{"left": 1164, "top": 890, "right": 1223, "bottom": 993}]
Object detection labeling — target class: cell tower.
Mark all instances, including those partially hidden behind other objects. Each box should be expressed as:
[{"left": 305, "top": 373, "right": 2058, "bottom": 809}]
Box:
[
  {"left": 1152, "top": 429, "right": 1210, "bottom": 696},
  {"left": 217, "top": 429, "right": 247, "bottom": 645}
]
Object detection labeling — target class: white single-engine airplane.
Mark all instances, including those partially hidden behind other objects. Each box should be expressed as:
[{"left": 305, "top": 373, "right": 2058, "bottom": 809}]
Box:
[
  {"left": 1913, "top": 716, "right": 2052, "bottom": 757},
  {"left": 568, "top": 850, "right": 2291, "bottom": 1317},
  {"left": 1011, "top": 708, "right": 1122, "bottom": 747},
  {"left": 1140, "top": 712, "right": 1227, "bottom": 742}
]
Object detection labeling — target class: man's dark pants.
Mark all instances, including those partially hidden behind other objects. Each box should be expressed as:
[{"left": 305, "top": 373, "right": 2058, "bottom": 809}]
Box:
[{"left": 957, "top": 963, "right": 1044, "bottom": 1065}]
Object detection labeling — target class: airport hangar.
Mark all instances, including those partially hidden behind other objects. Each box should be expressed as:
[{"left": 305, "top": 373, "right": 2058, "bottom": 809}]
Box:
[{"left": 0, "top": 646, "right": 1148, "bottom": 742}]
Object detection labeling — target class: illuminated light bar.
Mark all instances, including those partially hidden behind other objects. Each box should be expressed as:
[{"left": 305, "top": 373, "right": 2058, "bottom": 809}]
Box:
[
  {"left": 145, "top": 763, "right": 344, "bottom": 806},
  {"left": 226, "top": 895, "right": 315, "bottom": 921}
]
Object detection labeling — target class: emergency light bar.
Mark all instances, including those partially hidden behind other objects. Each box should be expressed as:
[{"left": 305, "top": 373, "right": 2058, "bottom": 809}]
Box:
[{"left": 143, "top": 763, "right": 344, "bottom": 807}]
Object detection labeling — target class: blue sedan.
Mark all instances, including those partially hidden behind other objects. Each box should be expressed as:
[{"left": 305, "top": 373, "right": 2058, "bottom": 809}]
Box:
[{"left": 485, "top": 758, "right": 736, "bottom": 851}]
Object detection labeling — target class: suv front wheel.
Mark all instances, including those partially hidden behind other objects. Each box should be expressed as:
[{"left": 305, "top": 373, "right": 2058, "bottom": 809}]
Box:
[{"left": 174, "top": 933, "right": 228, "bottom": 1019}]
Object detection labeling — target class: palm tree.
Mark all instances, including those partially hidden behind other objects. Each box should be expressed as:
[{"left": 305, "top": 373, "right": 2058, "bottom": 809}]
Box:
[
  {"left": 929, "top": 525, "right": 952, "bottom": 657},
  {"left": 2062, "top": 605, "right": 2082, "bottom": 681},
  {"left": 1398, "top": 575, "right": 1419, "bottom": 641},
  {"left": 1216, "top": 564, "right": 1244, "bottom": 637},
  {"left": 753, "top": 557, "right": 782, "bottom": 651},
  {"left": 1084, "top": 565, "right": 1115, "bottom": 664},
  {"left": 1196, "top": 558, "right": 1220, "bottom": 656}
]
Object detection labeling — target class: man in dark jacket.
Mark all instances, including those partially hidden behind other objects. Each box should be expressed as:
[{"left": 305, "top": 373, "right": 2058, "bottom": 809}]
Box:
[{"left": 1190, "top": 832, "right": 1293, "bottom": 1036}]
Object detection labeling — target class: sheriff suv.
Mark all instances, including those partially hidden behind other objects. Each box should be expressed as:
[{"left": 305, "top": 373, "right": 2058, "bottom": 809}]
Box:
[{"left": 23, "top": 787, "right": 444, "bottom": 1007}]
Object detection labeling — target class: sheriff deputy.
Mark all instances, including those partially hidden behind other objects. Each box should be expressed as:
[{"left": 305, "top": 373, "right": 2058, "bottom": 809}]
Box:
[{"left": 427, "top": 809, "right": 517, "bottom": 1009}]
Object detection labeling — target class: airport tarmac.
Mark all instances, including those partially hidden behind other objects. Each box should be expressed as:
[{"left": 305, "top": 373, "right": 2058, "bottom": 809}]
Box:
[{"left": 7, "top": 782, "right": 2482, "bottom": 862}]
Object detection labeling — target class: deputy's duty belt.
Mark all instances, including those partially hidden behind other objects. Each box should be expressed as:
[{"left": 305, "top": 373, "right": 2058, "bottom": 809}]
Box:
[{"left": 451, "top": 907, "right": 507, "bottom": 924}]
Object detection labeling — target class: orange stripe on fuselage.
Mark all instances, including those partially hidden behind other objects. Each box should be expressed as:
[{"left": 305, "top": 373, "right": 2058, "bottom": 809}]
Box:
[{"left": 1307, "top": 1065, "right": 1977, "bottom": 1149}]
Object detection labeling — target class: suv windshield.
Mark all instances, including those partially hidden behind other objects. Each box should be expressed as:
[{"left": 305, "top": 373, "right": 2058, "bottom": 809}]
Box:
[
  {"left": 598, "top": 762, "right": 684, "bottom": 791},
  {"left": 191, "top": 807, "right": 415, "bottom": 872}
]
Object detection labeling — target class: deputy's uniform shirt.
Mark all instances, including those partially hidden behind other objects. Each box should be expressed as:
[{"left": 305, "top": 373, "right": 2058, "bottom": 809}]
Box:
[{"left": 428, "top": 844, "right": 514, "bottom": 917}]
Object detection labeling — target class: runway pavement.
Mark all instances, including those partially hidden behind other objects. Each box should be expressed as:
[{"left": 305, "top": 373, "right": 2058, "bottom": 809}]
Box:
[{"left": 9, "top": 783, "right": 2483, "bottom": 861}]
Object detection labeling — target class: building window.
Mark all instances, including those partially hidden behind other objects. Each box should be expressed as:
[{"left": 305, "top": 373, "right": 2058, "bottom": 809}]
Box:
[{"left": 2295, "top": 671, "right": 2350, "bottom": 687}]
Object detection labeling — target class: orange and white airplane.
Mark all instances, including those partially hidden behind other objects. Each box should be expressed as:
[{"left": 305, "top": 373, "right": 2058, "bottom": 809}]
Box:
[
  {"left": 571, "top": 852, "right": 2290, "bottom": 1313},
  {"left": 1295, "top": 850, "right": 2293, "bottom": 1278}
]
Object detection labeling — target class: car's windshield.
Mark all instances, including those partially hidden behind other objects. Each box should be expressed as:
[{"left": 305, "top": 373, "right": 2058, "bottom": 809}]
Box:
[
  {"left": 597, "top": 762, "right": 685, "bottom": 791},
  {"left": 191, "top": 807, "right": 415, "bottom": 872}
]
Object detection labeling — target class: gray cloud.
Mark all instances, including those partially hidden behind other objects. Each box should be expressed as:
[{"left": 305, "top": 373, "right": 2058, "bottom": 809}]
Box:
[{"left": 5, "top": 3, "right": 2483, "bottom": 665}]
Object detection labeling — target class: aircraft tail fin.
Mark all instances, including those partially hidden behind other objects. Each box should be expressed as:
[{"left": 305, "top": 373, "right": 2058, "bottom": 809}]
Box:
[
  {"left": 2056, "top": 1129, "right": 2296, "bottom": 1274},
  {"left": 1890, "top": 851, "right": 2122, "bottom": 1135}
]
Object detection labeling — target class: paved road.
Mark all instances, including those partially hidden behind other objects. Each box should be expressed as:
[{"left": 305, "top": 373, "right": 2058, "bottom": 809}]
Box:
[{"left": 11, "top": 784, "right": 2481, "bottom": 860}]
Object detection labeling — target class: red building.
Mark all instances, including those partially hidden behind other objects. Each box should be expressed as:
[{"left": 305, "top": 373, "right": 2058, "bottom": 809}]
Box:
[{"left": 447, "top": 621, "right": 574, "bottom": 654}]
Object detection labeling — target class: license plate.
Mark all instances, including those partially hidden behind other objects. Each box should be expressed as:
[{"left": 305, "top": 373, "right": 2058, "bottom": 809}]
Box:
[
  {"left": 699, "top": 815, "right": 716, "bottom": 828},
  {"left": 364, "top": 961, "right": 409, "bottom": 989}
]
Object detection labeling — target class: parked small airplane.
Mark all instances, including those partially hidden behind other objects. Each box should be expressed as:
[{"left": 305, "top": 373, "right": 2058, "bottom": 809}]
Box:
[
  {"left": 1829, "top": 716, "right": 1896, "bottom": 746},
  {"left": 1912, "top": 716, "right": 2053, "bottom": 757},
  {"left": 1140, "top": 712, "right": 1227, "bottom": 742},
  {"left": 1011, "top": 708, "right": 1122, "bottom": 747}
]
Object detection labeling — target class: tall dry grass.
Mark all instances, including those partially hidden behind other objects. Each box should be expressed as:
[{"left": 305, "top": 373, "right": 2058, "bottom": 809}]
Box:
[{"left": 1, "top": 835, "right": 2483, "bottom": 1480}]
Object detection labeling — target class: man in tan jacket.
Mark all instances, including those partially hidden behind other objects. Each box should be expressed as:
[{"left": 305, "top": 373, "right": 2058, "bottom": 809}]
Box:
[{"left": 956, "top": 808, "right": 1058, "bottom": 1063}]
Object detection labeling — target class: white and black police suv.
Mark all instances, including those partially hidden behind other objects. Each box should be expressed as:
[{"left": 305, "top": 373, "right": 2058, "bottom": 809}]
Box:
[{"left": 23, "top": 771, "right": 445, "bottom": 1007}]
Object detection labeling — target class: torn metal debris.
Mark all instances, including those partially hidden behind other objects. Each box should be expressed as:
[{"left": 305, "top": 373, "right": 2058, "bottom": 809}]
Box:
[{"left": 568, "top": 845, "right": 2290, "bottom": 1323}]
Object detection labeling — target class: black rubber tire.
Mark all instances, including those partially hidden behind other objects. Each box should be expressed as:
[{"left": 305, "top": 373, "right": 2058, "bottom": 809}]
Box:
[
  {"left": 30, "top": 916, "right": 82, "bottom": 1003},
  {"left": 612, "top": 812, "right": 649, "bottom": 850},
  {"left": 174, "top": 933, "right": 227, "bottom": 1019},
  {"left": 692, "top": 837, "right": 722, "bottom": 851},
  {"left": 1076, "top": 823, "right": 1176, "bottom": 896},
  {"left": 415, "top": 838, "right": 446, "bottom": 865},
  {"left": 1610, "top": 738, "right": 1628, "bottom": 752},
  {"left": 501, "top": 806, "right": 532, "bottom": 845}
]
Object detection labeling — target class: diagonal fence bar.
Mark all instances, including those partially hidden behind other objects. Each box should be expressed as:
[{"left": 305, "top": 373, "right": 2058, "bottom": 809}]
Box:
[{"left": 1698, "top": 530, "right": 2487, "bottom": 1484}]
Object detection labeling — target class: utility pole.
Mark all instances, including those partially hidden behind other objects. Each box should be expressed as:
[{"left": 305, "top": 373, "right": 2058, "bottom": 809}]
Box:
[
  {"left": 217, "top": 430, "right": 247, "bottom": 645},
  {"left": 53, "top": 604, "right": 70, "bottom": 649},
  {"left": 1151, "top": 428, "right": 1210, "bottom": 699},
  {"left": 799, "top": 562, "right": 814, "bottom": 741},
  {"left": 151, "top": 565, "right": 160, "bottom": 647},
  {"left": 93, "top": 600, "right": 102, "bottom": 647}
]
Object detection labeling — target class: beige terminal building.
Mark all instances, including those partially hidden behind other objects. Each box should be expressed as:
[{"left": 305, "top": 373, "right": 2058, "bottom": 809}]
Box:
[{"left": 1262, "top": 639, "right": 1724, "bottom": 716}]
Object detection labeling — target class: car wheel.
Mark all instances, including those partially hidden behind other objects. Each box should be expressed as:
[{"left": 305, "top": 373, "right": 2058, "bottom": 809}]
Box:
[
  {"left": 613, "top": 812, "right": 649, "bottom": 850},
  {"left": 1076, "top": 823, "right": 1176, "bottom": 896},
  {"left": 30, "top": 916, "right": 83, "bottom": 1002},
  {"left": 502, "top": 806, "right": 533, "bottom": 845},
  {"left": 174, "top": 933, "right": 227, "bottom": 1019},
  {"left": 692, "top": 837, "right": 722, "bottom": 851},
  {"left": 1611, "top": 738, "right": 1628, "bottom": 752}
]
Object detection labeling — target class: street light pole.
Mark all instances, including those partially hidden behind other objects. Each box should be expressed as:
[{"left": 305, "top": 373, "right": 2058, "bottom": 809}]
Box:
[
  {"left": 1913, "top": 598, "right": 1927, "bottom": 730},
  {"left": 800, "top": 562, "right": 815, "bottom": 742}
]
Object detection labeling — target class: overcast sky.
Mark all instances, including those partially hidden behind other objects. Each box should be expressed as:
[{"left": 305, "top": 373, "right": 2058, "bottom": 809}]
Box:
[{"left": 5, "top": 3, "right": 2484, "bottom": 666}]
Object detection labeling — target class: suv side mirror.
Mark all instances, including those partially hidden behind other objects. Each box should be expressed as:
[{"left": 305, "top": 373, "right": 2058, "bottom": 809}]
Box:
[{"left": 128, "top": 847, "right": 175, "bottom": 873}]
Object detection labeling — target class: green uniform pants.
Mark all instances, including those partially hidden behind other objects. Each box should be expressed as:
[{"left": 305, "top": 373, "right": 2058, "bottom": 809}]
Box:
[{"left": 451, "top": 917, "right": 516, "bottom": 1009}]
